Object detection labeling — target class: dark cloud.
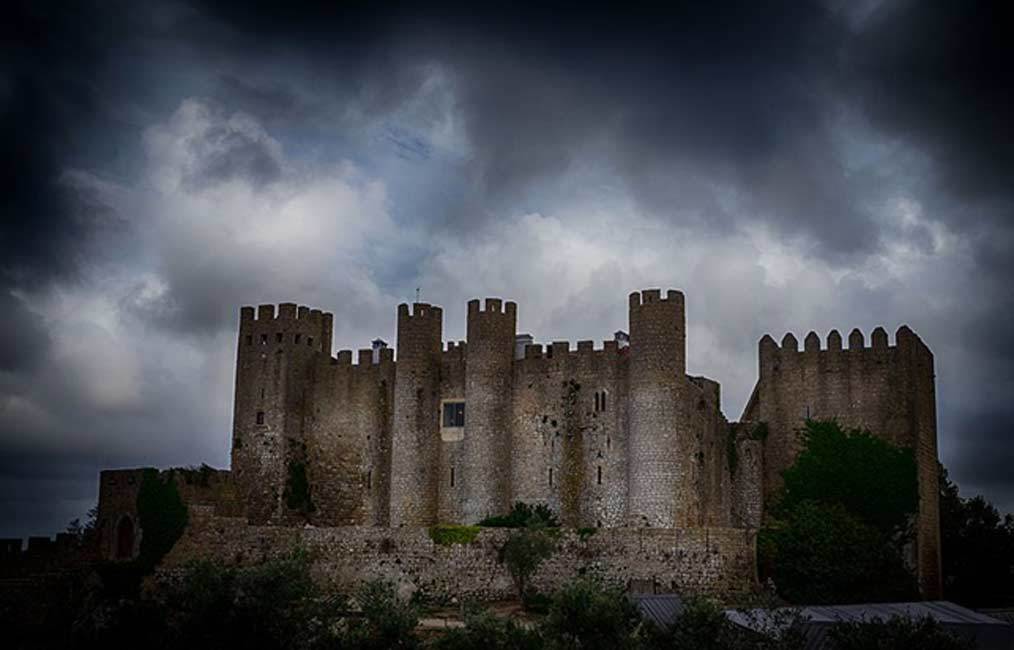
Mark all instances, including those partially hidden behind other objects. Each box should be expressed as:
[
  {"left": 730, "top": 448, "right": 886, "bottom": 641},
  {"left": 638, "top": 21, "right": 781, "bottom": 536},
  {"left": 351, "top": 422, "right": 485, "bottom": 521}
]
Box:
[{"left": 2, "top": 0, "right": 1014, "bottom": 538}]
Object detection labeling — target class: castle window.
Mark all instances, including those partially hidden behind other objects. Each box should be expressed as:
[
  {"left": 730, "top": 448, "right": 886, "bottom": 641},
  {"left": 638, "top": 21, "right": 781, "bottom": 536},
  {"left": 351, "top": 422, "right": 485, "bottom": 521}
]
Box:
[
  {"left": 256, "top": 411, "right": 265, "bottom": 425},
  {"left": 276, "top": 332, "right": 283, "bottom": 343},
  {"left": 594, "top": 393, "right": 600, "bottom": 412},
  {"left": 260, "top": 334, "right": 268, "bottom": 345},
  {"left": 443, "top": 401, "right": 465, "bottom": 428},
  {"left": 307, "top": 337, "right": 314, "bottom": 347},
  {"left": 594, "top": 390, "right": 608, "bottom": 412},
  {"left": 601, "top": 391, "right": 607, "bottom": 411},
  {"left": 367, "top": 470, "right": 372, "bottom": 492},
  {"left": 294, "top": 334, "right": 301, "bottom": 344},
  {"left": 549, "top": 468, "right": 554, "bottom": 486},
  {"left": 245, "top": 335, "right": 252, "bottom": 346},
  {"left": 597, "top": 465, "right": 603, "bottom": 485},
  {"left": 450, "top": 467, "right": 455, "bottom": 487}
]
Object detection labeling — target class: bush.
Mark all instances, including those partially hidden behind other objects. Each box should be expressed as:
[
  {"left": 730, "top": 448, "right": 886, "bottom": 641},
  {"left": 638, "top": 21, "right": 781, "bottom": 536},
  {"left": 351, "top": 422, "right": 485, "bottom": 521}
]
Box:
[
  {"left": 431, "top": 606, "right": 542, "bottom": 650},
  {"left": 541, "top": 579, "right": 641, "bottom": 649},
  {"left": 481, "top": 502, "right": 560, "bottom": 528},
  {"left": 760, "top": 500, "right": 916, "bottom": 604},
  {"left": 501, "top": 528, "right": 556, "bottom": 602},
  {"left": 829, "top": 615, "right": 974, "bottom": 650},
  {"left": 136, "top": 468, "right": 188, "bottom": 573},
  {"left": 429, "top": 524, "right": 481, "bottom": 546},
  {"left": 343, "top": 580, "right": 419, "bottom": 649}
]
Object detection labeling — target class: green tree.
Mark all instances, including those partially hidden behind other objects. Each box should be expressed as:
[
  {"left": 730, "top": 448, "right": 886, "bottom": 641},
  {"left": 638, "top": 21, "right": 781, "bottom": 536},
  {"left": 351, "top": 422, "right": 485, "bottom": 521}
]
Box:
[
  {"left": 760, "top": 501, "right": 916, "bottom": 604},
  {"left": 939, "top": 465, "right": 1014, "bottom": 606},
  {"left": 778, "top": 419, "right": 918, "bottom": 536},
  {"left": 762, "top": 419, "right": 919, "bottom": 603},
  {"left": 500, "top": 527, "right": 556, "bottom": 603},
  {"left": 541, "top": 579, "right": 642, "bottom": 650}
]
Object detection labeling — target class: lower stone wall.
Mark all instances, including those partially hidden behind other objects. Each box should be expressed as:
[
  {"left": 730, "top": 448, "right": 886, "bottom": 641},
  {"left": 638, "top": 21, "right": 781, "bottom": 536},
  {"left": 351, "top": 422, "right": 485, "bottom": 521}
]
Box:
[{"left": 162, "top": 506, "right": 757, "bottom": 601}]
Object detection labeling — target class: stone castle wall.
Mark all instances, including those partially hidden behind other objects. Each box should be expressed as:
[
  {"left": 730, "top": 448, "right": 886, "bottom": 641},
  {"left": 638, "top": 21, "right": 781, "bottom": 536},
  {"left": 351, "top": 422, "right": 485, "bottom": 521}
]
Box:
[
  {"left": 741, "top": 325, "right": 941, "bottom": 597},
  {"left": 161, "top": 506, "right": 758, "bottom": 601}
]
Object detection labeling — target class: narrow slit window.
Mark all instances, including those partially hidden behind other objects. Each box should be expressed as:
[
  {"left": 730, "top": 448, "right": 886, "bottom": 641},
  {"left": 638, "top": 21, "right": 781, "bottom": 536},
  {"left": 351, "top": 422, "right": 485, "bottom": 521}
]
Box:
[
  {"left": 549, "top": 468, "right": 553, "bottom": 486},
  {"left": 307, "top": 336, "right": 314, "bottom": 347},
  {"left": 260, "top": 334, "right": 268, "bottom": 345},
  {"left": 597, "top": 465, "right": 603, "bottom": 485},
  {"left": 367, "top": 469, "right": 372, "bottom": 492},
  {"left": 601, "top": 391, "right": 607, "bottom": 411},
  {"left": 276, "top": 332, "right": 283, "bottom": 343},
  {"left": 294, "top": 334, "right": 301, "bottom": 344},
  {"left": 594, "top": 393, "right": 600, "bottom": 412},
  {"left": 450, "top": 467, "right": 455, "bottom": 487},
  {"left": 255, "top": 411, "right": 265, "bottom": 425}
]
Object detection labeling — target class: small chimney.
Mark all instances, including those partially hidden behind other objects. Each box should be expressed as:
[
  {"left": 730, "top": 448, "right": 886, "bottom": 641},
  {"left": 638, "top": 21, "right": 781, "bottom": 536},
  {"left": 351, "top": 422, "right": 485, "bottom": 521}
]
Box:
[
  {"left": 614, "top": 330, "right": 630, "bottom": 349},
  {"left": 515, "top": 334, "right": 534, "bottom": 360},
  {"left": 371, "top": 338, "right": 388, "bottom": 363}
]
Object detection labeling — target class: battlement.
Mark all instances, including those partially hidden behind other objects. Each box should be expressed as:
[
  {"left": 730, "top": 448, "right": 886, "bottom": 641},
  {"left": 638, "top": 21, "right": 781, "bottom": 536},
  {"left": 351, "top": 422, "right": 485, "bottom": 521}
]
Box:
[
  {"left": 397, "top": 302, "right": 442, "bottom": 320},
  {"left": 759, "top": 325, "right": 930, "bottom": 364},
  {"left": 467, "top": 297, "right": 518, "bottom": 317},
  {"left": 328, "top": 347, "right": 394, "bottom": 368},
  {"left": 241, "top": 303, "right": 334, "bottom": 326},
  {"left": 628, "top": 288, "right": 685, "bottom": 308}
]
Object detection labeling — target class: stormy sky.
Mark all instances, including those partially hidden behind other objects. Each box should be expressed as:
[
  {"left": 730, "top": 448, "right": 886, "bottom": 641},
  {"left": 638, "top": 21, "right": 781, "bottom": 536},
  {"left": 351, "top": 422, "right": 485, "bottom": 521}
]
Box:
[{"left": 3, "top": 1, "right": 1012, "bottom": 538}]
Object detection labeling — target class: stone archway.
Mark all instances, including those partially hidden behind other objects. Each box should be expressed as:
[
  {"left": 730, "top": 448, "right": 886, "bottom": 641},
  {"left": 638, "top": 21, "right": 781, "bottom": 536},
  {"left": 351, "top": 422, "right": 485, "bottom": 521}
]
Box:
[{"left": 115, "top": 515, "right": 135, "bottom": 559}]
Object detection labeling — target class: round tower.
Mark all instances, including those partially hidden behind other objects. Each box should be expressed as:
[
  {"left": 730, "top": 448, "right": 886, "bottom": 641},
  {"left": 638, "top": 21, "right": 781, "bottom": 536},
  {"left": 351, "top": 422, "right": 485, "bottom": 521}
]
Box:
[
  {"left": 389, "top": 302, "right": 443, "bottom": 526},
  {"left": 232, "top": 303, "right": 333, "bottom": 524},
  {"left": 626, "top": 289, "right": 689, "bottom": 527},
  {"left": 461, "top": 298, "right": 516, "bottom": 523}
]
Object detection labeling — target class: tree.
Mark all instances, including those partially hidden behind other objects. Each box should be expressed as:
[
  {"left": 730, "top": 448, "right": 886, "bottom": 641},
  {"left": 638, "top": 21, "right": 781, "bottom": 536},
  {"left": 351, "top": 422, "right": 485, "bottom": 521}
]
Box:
[
  {"left": 761, "top": 419, "right": 919, "bottom": 603},
  {"left": 759, "top": 501, "right": 916, "bottom": 604},
  {"left": 500, "top": 527, "right": 556, "bottom": 603},
  {"left": 541, "top": 578, "right": 642, "bottom": 650},
  {"left": 778, "top": 419, "right": 918, "bottom": 537},
  {"left": 939, "top": 465, "right": 1014, "bottom": 606}
]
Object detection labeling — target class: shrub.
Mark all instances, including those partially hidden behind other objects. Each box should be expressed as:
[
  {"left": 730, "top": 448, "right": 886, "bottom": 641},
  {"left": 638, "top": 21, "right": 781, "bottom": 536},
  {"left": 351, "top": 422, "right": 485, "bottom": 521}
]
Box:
[
  {"left": 541, "top": 578, "right": 641, "bottom": 649},
  {"left": 136, "top": 468, "right": 188, "bottom": 573},
  {"left": 429, "top": 524, "right": 481, "bottom": 546},
  {"left": 501, "top": 528, "right": 556, "bottom": 602},
  {"left": 431, "top": 606, "right": 543, "bottom": 650},
  {"left": 343, "top": 580, "right": 419, "bottom": 649},
  {"left": 829, "top": 615, "right": 974, "bottom": 650},
  {"left": 481, "top": 502, "right": 560, "bottom": 528}
]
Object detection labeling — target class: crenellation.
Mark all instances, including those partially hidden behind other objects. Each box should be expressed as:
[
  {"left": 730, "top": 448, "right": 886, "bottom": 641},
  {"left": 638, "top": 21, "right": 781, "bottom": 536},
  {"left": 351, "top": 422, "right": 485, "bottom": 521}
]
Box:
[{"left": 849, "top": 327, "right": 864, "bottom": 349}]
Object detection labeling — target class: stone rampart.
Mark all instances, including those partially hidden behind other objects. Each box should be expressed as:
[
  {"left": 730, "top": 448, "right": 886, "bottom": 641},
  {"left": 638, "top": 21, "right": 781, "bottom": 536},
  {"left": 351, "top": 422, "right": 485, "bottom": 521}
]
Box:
[{"left": 162, "top": 506, "right": 757, "bottom": 601}]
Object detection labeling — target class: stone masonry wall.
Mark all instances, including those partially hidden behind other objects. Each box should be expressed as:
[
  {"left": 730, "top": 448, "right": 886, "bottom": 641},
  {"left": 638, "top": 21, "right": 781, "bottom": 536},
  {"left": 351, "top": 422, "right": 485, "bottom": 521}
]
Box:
[{"left": 162, "top": 506, "right": 757, "bottom": 601}]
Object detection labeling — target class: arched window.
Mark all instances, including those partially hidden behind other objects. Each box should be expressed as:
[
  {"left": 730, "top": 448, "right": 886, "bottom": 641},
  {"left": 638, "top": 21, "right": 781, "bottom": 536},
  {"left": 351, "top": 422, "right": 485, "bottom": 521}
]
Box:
[{"left": 115, "top": 516, "right": 135, "bottom": 559}]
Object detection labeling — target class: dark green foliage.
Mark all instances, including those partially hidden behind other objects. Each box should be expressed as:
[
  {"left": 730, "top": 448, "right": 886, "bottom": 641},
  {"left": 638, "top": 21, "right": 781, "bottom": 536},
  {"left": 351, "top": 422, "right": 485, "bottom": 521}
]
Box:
[
  {"left": 284, "top": 459, "right": 315, "bottom": 514},
  {"left": 429, "top": 524, "right": 482, "bottom": 546},
  {"left": 343, "top": 580, "right": 420, "bottom": 649},
  {"left": 828, "top": 615, "right": 974, "bottom": 650},
  {"left": 541, "top": 578, "right": 642, "bottom": 649},
  {"left": 761, "top": 419, "right": 920, "bottom": 604},
  {"left": 939, "top": 465, "right": 1014, "bottom": 606},
  {"left": 576, "top": 527, "right": 597, "bottom": 540},
  {"left": 760, "top": 500, "right": 916, "bottom": 604},
  {"left": 501, "top": 528, "right": 556, "bottom": 602},
  {"left": 481, "top": 502, "right": 560, "bottom": 528},
  {"left": 778, "top": 419, "right": 918, "bottom": 536},
  {"left": 430, "top": 606, "right": 543, "bottom": 650},
  {"left": 136, "top": 468, "right": 188, "bottom": 572}
]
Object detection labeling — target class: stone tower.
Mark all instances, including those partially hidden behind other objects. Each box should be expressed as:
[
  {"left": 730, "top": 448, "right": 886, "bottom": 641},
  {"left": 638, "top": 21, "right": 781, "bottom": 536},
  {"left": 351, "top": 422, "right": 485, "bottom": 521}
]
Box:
[
  {"left": 231, "top": 303, "right": 333, "bottom": 524},
  {"left": 626, "top": 289, "right": 691, "bottom": 527},
  {"left": 460, "top": 298, "right": 516, "bottom": 523},
  {"left": 389, "top": 303, "right": 443, "bottom": 526}
]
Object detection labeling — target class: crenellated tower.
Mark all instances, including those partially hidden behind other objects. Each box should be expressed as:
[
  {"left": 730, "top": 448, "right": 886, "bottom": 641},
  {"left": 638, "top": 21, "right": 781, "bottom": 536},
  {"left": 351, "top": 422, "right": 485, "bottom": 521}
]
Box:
[
  {"left": 626, "top": 289, "right": 694, "bottom": 527},
  {"left": 743, "top": 324, "right": 941, "bottom": 597},
  {"left": 389, "top": 303, "right": 443, "bottom": 526},
  {"left": 232, "top": 303, "right": 333, "bottom": 524},
  {"left": 460, "top": 298, "right": 516, "bottom": 523}
]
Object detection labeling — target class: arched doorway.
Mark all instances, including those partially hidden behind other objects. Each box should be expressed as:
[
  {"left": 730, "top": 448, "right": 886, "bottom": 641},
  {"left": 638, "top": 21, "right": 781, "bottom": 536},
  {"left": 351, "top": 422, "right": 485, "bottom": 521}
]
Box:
[{"left": 115, "top": 516, "right": 135, "bottom": 559}]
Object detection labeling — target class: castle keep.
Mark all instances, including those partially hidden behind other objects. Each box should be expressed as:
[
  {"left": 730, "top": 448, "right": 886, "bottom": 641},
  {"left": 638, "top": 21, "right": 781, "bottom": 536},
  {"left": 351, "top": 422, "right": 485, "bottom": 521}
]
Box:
[{"left": 91, "top": 288, "right": 943, "bottom": 599}]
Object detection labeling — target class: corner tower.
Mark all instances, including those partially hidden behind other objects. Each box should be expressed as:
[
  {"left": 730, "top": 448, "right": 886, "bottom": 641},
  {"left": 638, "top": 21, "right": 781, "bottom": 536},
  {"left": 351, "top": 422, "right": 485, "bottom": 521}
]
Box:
[
  {"left": 461, "top": 298, "right": 516, "bottom": 523},
  {"left": 389, "top": 303, "right": 443, "bottom": 526},
  {"left": 627, "top": 289, "right": 691, "bottom": 527},
  {"left": 231, "top": 303, "right": 333, "bottom": 524}
]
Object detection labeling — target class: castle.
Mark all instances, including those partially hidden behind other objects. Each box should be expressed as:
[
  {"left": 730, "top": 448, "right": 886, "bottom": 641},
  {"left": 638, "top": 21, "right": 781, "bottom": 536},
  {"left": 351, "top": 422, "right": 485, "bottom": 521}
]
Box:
[{"left": 87, "top": 288, "right": 942, "bottom": 599}]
